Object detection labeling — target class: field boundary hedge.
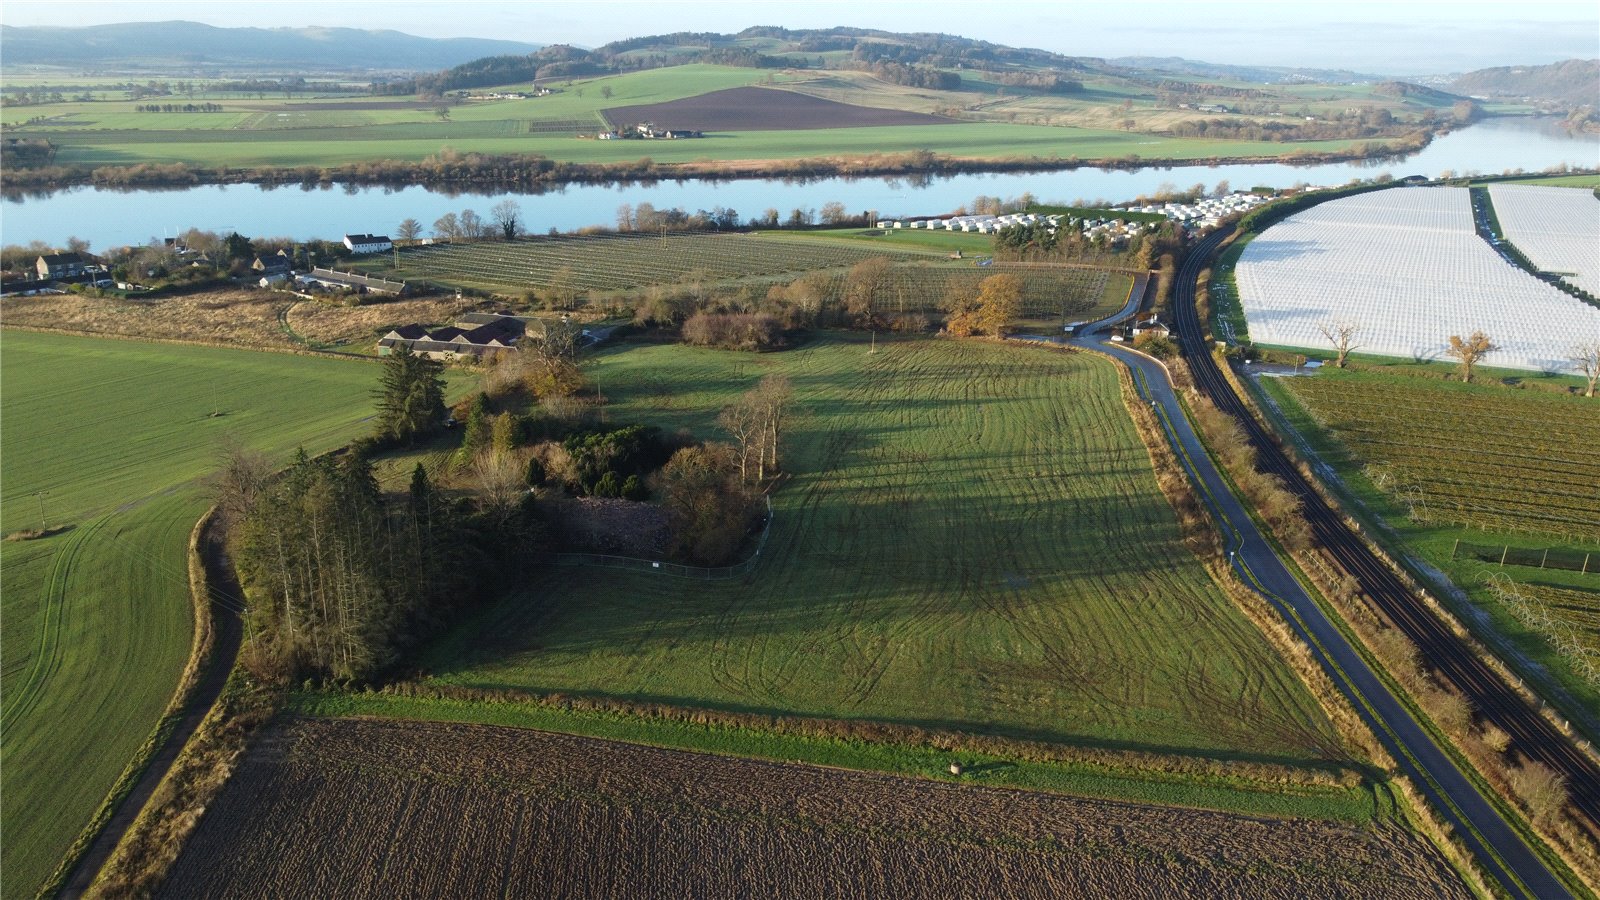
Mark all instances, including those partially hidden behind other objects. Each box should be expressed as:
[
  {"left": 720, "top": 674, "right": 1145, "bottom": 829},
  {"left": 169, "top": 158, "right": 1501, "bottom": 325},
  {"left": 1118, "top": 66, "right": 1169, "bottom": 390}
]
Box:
[{"left": 345, "top": 681, "right": 1364, "bottom": 791}]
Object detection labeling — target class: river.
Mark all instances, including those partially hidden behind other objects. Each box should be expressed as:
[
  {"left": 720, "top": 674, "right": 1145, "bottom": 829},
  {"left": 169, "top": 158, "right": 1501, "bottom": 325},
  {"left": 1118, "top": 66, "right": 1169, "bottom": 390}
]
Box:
[{"left": 3, "top": 117, "right": 1595, "bottom": 250}]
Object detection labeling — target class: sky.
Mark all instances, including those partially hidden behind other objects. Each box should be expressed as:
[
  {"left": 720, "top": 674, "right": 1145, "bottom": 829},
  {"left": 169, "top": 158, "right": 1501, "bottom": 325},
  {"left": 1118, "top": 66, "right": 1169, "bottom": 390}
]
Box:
[{"left": 2, "top": 0, "right": 1596, "bottom": 74}]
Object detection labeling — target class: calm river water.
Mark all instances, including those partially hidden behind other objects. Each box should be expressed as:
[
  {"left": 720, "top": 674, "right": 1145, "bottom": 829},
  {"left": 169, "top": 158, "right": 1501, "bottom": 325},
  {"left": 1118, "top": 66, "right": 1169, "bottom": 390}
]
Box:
[{"left": 4, "top": 116, "right": 1595, "bottom": 249}]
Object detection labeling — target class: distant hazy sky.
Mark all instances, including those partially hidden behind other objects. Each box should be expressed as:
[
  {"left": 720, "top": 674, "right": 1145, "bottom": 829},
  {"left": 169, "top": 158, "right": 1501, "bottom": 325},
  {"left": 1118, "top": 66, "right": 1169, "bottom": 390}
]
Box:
[{"left": 2, "top": 0, "right": 1596, "bottom": 74}]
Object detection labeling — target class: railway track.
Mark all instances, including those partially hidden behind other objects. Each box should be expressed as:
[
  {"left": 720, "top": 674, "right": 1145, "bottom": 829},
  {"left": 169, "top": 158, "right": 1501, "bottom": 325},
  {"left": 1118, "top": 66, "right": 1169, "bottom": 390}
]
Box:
[{"left": 1173, "top": 226, "right": 1600, "bottom": 834}]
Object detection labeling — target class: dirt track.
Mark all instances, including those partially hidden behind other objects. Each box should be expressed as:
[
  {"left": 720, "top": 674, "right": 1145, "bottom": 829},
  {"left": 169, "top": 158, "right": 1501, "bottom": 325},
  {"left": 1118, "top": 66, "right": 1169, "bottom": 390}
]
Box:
[
  {"left": 61, "top": 514, "right": 243, "bottom": 898},
  {"left": 159, "top": 716, "right": 1469, "bottom": 899},
  {"left": 602, "top": 86, "right": 957, "bottom": 131}
]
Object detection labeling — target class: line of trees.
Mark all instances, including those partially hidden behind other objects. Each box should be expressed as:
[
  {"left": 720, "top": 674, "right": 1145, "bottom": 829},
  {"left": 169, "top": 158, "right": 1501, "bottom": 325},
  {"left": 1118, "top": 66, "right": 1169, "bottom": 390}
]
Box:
[
  {"left": 134, "top": 103, "right": 225, "bottom": 113},
  {"left": 421, "top": 200, "right": 525, "bottom": 242}
]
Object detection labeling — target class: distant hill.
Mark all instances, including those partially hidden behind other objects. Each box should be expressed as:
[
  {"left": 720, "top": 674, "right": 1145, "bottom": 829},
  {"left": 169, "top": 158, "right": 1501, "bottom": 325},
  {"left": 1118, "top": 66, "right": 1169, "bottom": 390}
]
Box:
[
  {"left": 1370, "top": 81, "right": 1466, "bottom": 105},
  {"left": 1107, "top": 56, "right": 1389, "bottom": 84},
  {"left": 380, "top": 30, "right": 1425, "bottom": 99},
  {"left": 0, "top": 21, "right": 542, "bottom": 72},
  {"left": 1448, "top": 59, "right": 1599, "bottom": 107}
]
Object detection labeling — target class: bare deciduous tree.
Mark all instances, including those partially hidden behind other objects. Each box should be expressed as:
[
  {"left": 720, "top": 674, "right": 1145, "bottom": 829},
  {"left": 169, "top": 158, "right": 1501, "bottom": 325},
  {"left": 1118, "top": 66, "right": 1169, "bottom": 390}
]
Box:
[
  {"left": 471, "top": 449, "right": 526, "bottom": 529},
  {"left": 212, "top": 439, "right": 273, "bottom": 523},
  {"left": 753, "top": 374, "right": 793, "bottom": 477},
  {"left": 491, "top": 200, "right": 524, "bottom": 241},
  {"left": 1507, "top": 759, "right": 1568, "bottom": 828},
  {"left": 395, "top": 218, "right": 422, "bottom": 243},
  {"left": 1571, "top": 340, "right": 1600, "bottom": 398},
  {"left": 843, "top": 257, "right": 893, "bottom": 329},
  {"left": 718, "top": 394, "right": 764, "bottom": 483},
  {"left": 432, "top": 212, "right": 459, "bottom": 242},
  {"left": 1446, "top": 330, "right": 1496, "bottom": 383},
  {"left": 1317, "top": 319, "right": 1362, "bottom": 368},
  {"left": 718, "top": 375, "right": 794, "bottom": 484}
]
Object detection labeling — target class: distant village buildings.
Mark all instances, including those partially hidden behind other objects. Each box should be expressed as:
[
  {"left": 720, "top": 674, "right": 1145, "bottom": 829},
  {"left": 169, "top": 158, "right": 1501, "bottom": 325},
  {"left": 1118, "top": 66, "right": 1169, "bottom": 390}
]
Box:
[
  {"left": 36, "top": 252, "right": 91, "bottom": 279},
  {"left": 597, "top": 122, "right": 703, "bottom": 140}
]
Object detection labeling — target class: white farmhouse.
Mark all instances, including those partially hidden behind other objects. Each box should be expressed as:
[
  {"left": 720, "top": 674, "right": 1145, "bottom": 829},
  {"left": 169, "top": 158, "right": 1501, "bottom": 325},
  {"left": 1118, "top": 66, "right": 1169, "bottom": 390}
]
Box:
[{"left": 343, "top": 233, "right": 394, "bottom": 254}]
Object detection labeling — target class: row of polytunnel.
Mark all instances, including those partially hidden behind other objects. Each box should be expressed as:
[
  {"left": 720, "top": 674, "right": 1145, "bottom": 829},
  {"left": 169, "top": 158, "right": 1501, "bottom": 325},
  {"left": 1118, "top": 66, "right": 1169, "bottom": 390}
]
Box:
[
  {"left": 1236, "top": 187, "right": 1600, "bottom": 373},
  {"left": 1487, "top": 184, "right": 1600, "bottom": 298}
]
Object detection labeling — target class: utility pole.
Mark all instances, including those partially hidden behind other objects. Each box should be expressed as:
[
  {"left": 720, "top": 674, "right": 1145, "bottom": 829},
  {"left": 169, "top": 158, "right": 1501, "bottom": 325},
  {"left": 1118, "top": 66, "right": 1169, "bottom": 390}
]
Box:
[{"left": 36, "top": 490, "right": 49, "bottom": 531}]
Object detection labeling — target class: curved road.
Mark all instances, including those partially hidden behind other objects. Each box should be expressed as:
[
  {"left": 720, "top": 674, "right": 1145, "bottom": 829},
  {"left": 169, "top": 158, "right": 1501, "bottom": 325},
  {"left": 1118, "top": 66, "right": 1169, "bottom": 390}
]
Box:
[
  {"left": 1171, "top": 229, "right": 1600, "bottom": 837},
  {"left": 1071, "top": 235, "right": 1570, "bottom": 900}
]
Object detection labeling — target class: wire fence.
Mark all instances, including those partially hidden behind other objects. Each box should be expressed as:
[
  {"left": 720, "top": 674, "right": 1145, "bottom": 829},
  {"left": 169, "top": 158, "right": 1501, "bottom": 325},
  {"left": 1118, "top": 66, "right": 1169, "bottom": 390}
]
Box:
[
  {"left": 545, "top": 496, "right": 774, "bottom": 580},
  {"left": 1453, "top": 539, "right": 1596, "bottom": 575}
]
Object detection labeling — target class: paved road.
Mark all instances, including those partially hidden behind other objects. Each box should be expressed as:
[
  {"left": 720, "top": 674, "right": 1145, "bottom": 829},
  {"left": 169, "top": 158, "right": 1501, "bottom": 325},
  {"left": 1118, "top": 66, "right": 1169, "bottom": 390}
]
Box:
[{"left": 1070, "top": 236, "right": 1570, "bottom": 900}]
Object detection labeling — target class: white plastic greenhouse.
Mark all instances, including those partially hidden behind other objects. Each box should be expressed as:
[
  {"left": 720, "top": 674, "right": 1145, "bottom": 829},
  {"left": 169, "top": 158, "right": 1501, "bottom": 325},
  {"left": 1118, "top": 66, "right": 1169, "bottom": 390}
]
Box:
[
  {"left": 1235, "top": 187, "right": 1600, "bottom": 374},
  {"left": 1487, "top": 184, "right": 1600, "bottom": 297}
]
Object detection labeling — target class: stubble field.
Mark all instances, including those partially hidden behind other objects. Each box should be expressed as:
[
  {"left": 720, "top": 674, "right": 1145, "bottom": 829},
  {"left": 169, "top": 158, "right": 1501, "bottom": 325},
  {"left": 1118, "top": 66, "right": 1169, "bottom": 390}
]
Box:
[{"left": 160, "top": 716, "right": 1471, "bottom": 900}]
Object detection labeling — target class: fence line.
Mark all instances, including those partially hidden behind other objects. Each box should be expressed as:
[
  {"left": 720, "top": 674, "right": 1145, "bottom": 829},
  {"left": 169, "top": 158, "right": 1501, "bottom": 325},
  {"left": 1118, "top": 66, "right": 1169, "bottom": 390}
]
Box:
[
  {"left": 1453, "top": 539, "right": 1594, "bottom": 575},
  {"left": 545, "top": 496, "right": 774, "bottom": 580}
]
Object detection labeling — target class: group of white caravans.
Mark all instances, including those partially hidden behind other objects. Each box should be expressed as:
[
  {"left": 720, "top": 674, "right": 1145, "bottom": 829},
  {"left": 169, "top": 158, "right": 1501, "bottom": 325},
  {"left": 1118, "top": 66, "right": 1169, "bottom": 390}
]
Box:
[{"left": 1235, "top": 184, "right": 1600, "bottom": 374}]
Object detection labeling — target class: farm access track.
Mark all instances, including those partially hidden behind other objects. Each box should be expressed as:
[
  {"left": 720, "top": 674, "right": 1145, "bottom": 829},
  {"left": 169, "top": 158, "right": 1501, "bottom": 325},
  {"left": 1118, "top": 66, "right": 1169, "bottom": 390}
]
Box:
[{"left": 1173, "top": 228, "right": 1600, "bottom": 834}]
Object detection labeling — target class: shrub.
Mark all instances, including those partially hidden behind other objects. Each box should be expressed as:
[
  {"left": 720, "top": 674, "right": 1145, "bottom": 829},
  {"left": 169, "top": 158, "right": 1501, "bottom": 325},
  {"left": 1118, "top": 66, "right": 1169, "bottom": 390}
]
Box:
[
  {"left": 680, "top": 312, "right": 787, "bottom": 351},
  {"left": 1134, "top": 332, "right": 1178, "bottom": 359}
]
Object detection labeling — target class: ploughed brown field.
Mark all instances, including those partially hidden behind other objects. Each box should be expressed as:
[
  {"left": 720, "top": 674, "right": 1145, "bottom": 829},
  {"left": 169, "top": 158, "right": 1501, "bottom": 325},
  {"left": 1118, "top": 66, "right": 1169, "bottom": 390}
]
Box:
[
  {"left": 601, "top": 86, "right": 958, "bottom": 132},
  {"left": 160, "top": 717, "right": 1469, "bottom": 899}
]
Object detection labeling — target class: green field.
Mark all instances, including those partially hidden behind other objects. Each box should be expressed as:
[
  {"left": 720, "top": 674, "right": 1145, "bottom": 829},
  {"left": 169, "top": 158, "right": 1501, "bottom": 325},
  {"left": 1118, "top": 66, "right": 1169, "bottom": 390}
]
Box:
[
  {"left": 4, "top": 63, "right": 1385, "bottom": 170},
  {"left": 37, "top": 121, "right": 1376, "bottom": 169},
  {"left": 420, "top": 335, "right": 1346, "bottom": 766},
  {"left": 1490, "top": 173, "right": 1600, "bottom": 188},
  {"left": 371, "top": 232, "right": 1133, "bottom": 323},
  {"left": 0, "top": 332, "right": 422, "bottom": 898},
  {"left": 1258, "top": 367, "right": 1600, "bottom": 728},
  {"left": 799, "top": 226, "right": 995, "bottom": 253}
]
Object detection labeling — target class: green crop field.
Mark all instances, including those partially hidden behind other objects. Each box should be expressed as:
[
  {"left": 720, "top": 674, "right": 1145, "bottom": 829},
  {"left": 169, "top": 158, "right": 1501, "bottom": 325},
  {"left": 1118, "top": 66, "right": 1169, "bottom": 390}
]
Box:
[
  {"left": 377, "top": 231, "right": 940, "bottom": 293},
  {"left": 795, "top": 226, "right": 996, "bottom": 254},
  {"left": 37, "top": 121, "right": 1375, "bottom": 169},
  {"left": 367, "top": 232, "right": 1133, "bottom": 324},
  {"left": 421, "top": 335, "right": 1345, "bottom": 767},
  {"left": 1489, "top": 173, "right": 1600, "bottom": 188},
  {"left": 1259, "top": 368, "right": 1600, "bottom": 725},
  {"left": 4, "top": 63, "right": 1382, "bottom": 171},
  {"left": 0, "top": 332, "right": 443, "bottom": 898}
]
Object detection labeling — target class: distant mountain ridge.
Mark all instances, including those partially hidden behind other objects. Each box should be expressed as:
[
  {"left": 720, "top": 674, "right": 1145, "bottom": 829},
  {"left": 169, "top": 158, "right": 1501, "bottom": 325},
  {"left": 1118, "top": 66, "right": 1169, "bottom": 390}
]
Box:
[
  {"left": 0, "top": 21, "right": 542, "bottom": 72},
  {"left": 1448, "top": 59, "right": 1599, "bottom": 108}
]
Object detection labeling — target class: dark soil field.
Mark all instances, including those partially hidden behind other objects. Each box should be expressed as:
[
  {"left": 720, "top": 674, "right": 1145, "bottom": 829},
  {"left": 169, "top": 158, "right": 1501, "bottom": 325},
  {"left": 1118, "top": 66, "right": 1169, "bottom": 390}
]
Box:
[
  {"left": 602, "top": 86, "right": 957, "bottom": 131},
  {"left": 160, "top": 717, "right": 1470, "bottom": 900}
]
